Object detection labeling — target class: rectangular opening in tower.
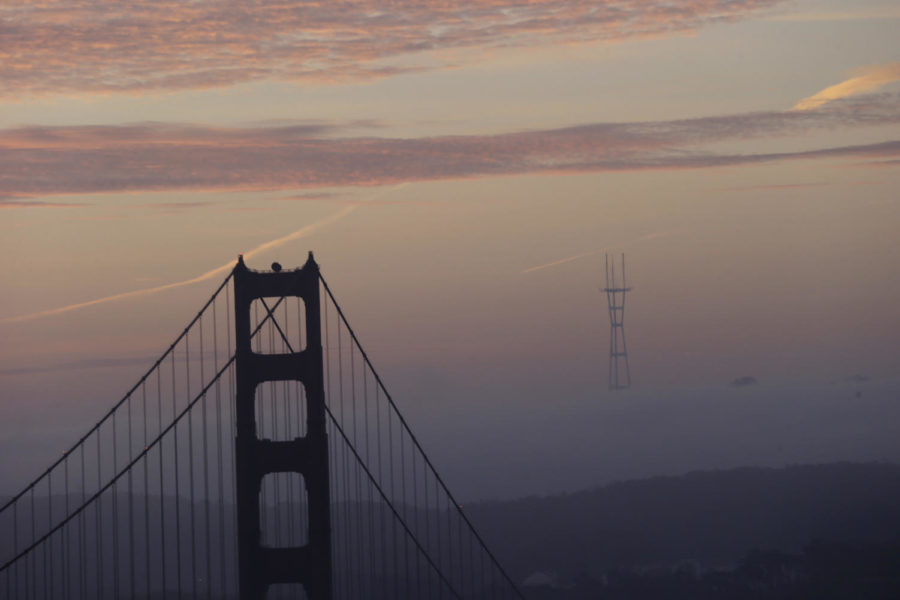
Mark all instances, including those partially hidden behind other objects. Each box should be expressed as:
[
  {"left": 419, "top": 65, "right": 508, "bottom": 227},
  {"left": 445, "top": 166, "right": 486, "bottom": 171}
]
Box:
[
  {"left": 250, "top": 296, "right": 306, "bottom": 354},
  {"left": 259, "top": 472, "right": 309, "bottom": 549},
  {"left": 254, "top": 380, "right": 308, "bottom": 441},
  {"left": 266, "top": 583, "right": 309, "bottom": 599}
]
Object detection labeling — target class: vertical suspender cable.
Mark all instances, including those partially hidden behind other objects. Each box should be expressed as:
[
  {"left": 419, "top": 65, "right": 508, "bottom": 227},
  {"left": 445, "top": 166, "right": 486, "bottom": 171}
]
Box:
[
  {"left": 336, "top": 320, "right": 350, "bottom": 599},
  {"left": 172, "top": 350, "right": 182, "bottom": 600},
  {"left": 216, "top": 295, "right": 225, "bottom": 598},
  {"left": 387, "top": 388, "right": 398, "bottom": 599},
  {"left": 95, "top": 432, "right": 101, "bottom": 599},
  {"left": 376, "top": 384, "right": 388, "bottom": 599},
  {"left": 112, "top": 409, "right": 119, "bottom": 598},
  {"left": 201, "top": 313, "right": 212, "bottom": 600},
  {"left": 45, "top": 473, "right": 51, "bottom": 599},
  {"left": 364, "top": 368, "right": 376, "bottom": 593},
  {"left": 143, "top": 381, "right": 151, "bottom": 600},
  {"left": 187, "top": 329, "right": 198, "bottom": 600},
  {"left": 227, "top": 280, "right": 239, "bottom": 595},
  {"left": 214, "top": 291, "right": 227, "bottom": 598},
  {"left": 79, "top": 447, "right": 86, "bottom": 600},
  {"left": 320, "top": 274, "right": 525, "bottom": 599},
  {"left": 128, "top": 391, "right": 135, "bottom": 600},
  {"left": 402, "top": 419, "right": 410, "bottom": 599},
  {"left": 63, "top": 451, "right": 69, "bottom": 600},
  {"left": 323, "top": 294, "right": 336, "bottom": 597},
  {"left": 157, "top": 367, "right": 167, "bottom": 597}
]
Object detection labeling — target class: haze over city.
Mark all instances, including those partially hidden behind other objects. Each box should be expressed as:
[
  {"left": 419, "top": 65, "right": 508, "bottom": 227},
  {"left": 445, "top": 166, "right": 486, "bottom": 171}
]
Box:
[{"left": 2, "top": 0, "right": 899, "bottom": 504}]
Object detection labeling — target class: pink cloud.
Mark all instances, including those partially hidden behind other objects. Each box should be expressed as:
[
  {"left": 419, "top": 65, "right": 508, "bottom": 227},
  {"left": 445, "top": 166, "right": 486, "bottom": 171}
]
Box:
[
  {"left": 859, "top": 159, "right": 900, "bottom": 168},
  {"left": 2, "top": 0, "right": 786, "bottom": 96},
  {"left": 724, "top": 182, "right": 827, "bottom": 192},
  {"left": 1, "top": 95, "right": 898, "bottom": 200},
  {"left": 0, "top": 198, "right": 91, "bottom": 209}
]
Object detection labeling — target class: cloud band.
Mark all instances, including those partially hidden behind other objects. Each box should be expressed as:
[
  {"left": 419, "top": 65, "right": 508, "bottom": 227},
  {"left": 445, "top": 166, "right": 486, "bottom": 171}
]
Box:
[
  {"left": 2, "top": 1, "right": 786, "bottom": 96},
  {"left": 2, "top": 95, "right": 899, "bottom": 203}
]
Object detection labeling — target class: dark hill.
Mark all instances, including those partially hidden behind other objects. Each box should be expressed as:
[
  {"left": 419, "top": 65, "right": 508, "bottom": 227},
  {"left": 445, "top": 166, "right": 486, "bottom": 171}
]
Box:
[{"left": 464, "top": 462, "right": 900, "bottom": 579}]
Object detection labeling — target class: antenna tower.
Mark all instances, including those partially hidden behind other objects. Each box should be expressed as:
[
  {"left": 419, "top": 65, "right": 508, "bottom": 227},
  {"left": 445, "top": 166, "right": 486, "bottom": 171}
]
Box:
[{"left": 603, "top": 253, "right": 631, "bottom": 391}]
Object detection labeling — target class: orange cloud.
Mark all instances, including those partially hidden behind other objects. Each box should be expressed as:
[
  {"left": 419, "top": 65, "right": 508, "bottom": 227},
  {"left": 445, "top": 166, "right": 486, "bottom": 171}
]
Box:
[
  {"left": 2, "top": 1, "right": 786, "bottom": 96},
  {"left": 794, "top": 63, "right": 900, "bottom": 110}
]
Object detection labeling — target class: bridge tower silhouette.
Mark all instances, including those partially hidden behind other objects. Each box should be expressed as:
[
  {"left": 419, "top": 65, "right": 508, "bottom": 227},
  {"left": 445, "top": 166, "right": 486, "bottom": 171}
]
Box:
[
  {"left": 0, "top": 253, "right": 526, "bottom": 600},
  {"left": 234, "top": 254, "right": 331, "bottom": 599}
]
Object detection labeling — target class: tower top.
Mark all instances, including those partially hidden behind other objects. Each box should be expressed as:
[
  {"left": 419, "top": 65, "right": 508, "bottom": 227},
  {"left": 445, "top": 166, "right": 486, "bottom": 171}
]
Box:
[{"left": 602, "top": 253, "right": 632, "bottom": 293}]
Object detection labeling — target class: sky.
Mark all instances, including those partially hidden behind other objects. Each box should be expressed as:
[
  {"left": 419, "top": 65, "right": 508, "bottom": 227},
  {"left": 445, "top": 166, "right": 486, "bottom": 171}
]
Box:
[{"left": 1, "top": 0, "right": 899, "bottom": 500}]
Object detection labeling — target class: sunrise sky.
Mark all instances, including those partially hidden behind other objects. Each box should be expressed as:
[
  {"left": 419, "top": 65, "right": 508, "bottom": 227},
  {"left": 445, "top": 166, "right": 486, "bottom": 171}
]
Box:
[{"left": 2, "top": 0, "right": 899, "bottom": 499}]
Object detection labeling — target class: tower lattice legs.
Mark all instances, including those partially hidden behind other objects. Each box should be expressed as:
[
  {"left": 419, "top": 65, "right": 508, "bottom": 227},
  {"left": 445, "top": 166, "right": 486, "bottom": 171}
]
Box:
[{"left": 604, "top": 253, "right": 631, "bottom": 391}]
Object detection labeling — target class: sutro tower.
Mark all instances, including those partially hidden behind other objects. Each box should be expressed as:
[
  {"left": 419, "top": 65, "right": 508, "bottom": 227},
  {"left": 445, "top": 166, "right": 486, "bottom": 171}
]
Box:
[{"left": 603, "top": 253, "right": 631, "bottom": 391}]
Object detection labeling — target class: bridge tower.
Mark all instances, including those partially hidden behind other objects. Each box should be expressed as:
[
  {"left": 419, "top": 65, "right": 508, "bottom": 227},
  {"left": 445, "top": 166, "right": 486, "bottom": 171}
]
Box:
[
  {"left": 603, "top": 253, "right": 632, "bottom": 391},
  {"left": 233, "top": 253, "right": 332, "bottom": 600}
]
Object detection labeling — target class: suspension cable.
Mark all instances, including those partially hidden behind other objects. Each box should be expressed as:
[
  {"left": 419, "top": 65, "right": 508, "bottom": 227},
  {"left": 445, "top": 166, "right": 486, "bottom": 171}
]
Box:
[
  {"left": 0, "top": 354, "right": 235, "bottom": 574},
  {"left": 0, "top": 269, "right": 236, "bottom": 516},
  {"left": 325, "top": 407, "right": 463, "bottom": 600},
  {"left": 0, "top": 286, "right": 282, "bottom": 575},
  {"left": 319, "top": 273, "right": 526, "bottom": 599}
]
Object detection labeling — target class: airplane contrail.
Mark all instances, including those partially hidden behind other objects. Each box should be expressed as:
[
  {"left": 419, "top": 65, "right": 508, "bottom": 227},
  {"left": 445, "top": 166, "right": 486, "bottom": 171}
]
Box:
[
  {"left": 520, "top": 229, "right": 680, "bottom": 274},
  {"left": 1, "top": 184, "right": 407, "bottom": 324},
  {"left": 520, "top": 250, "right": 604, "bottom": 274}
]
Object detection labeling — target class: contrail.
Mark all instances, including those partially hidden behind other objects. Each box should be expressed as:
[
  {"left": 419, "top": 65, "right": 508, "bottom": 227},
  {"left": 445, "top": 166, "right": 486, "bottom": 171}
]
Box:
[
  {"left": 240, "top": 203, "right": 357, "bottom": 263},
  {"left": 633, "top": 229, "right": 680, "bottom": 243},
  {"left": 520, "top": 229, "right": 680, "bottom": 274},
  {"left": 521, "top": 250, "right": 604, "bottom": 274},
  {"left": 2, "top": 206, "right": 354, "bottom": 324},
  {"left": 1, "top": 185, "right": 407, "bottom": 324}
]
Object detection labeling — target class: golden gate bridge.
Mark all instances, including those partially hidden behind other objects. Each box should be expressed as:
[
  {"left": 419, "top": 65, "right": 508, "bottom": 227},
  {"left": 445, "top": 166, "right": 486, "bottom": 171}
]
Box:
[{"left": 0, "top": 254, "right": 524, "bottom": 599}]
